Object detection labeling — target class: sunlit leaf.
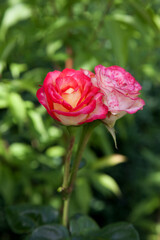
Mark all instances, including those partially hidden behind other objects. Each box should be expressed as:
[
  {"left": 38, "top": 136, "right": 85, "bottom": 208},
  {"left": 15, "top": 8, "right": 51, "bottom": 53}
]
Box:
[
  {"left": 9, "top": 143, "right": 34, "bottom": 162},
  {"left": 48, "top": 126, "right": 63, "bottom": 140},
  {"left": 91, "top": 173, "right": 121, "bottom": 196},
  {"left": 10, "top": 63, "right": 27, "bottom": 78},
  {"left": 146, "top": 172, "right": 160, "bottom": 185},
  {"left": 51, "top": 53, "right": 68, "bottom": 61},
  {"left": 0, "top": 84, "right": 8, "bottom": 108},
  {"left": 28, "top": 110, "right": 47, "bottom": 138},
  {"left": 8, "top": 92, "right": 27, "bottom": 125},
  {"left": 0, "top": 3, "right": 31, "bottom": 37},
  {"left": 46, "top": 146, "right": 65, "bottom": 158},
  {"left": 46, "top": 40, "right": 63, "bottom": 56},
  {"left": 92, "top": 154, "right": 127, "bottom": 170}
]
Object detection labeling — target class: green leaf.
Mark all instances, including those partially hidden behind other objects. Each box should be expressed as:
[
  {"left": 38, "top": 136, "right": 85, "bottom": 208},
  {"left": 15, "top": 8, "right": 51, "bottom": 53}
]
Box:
[
  {"left": 70, "top": 215, "right": 99, "bottom": 237},
  {"left": 92, "top": 222, "right": 140, "bottom": 240},
  {"left": 92, "top": 154, "right": 127, "bottom": 170},
  {"left": 48, "top": 126, "right": 63, "bottom": 140},
  {"left": 78, "top": 58, "right": 98, "bottom": 71},
  {"left": 0, "top": 166, "right": 15, "bottom": 204},
  {"left": 9, "top": 143, "right": 34, "bottom": 162},
  {"left": 6, "top": 205, "right": 59, "bottom": 234},
  {"left": 0, "top": 139, "right": 9, "bottom": 159},
  {"left": 0, "top": 39, "right": 16, "bottom": 61},
  {"left": 10, "top": 63, "right": 27, "bottom": 78},
  {"left": 46, "top": 40, "right": 63, "bottom": 56},
  {"left": 130, "top": 197, "right": 160, "bottom": 221},
  {"left": 0, "top": 3, "right": 31, "bottom": 37},
  {"left": 51, "top": 53, "right": 68, "bottom": 61},
  {"left": 129, "top": 0, "right": 158, "bottom": 31},
  {"left": 28, "top": 110, "right": 48, "bottom": 139},
  {"left": 75, "top": 178, "right": 92, "bottom": 213},
  {"left": 105, "top": 18, "right": 128, "bottom": 67},
  {"left": 0, "top": 60, "right": 6, "bottom": 74},
  {"left": 27, "top": 224, "right": 69, "bottom": 240},
  {"left": 91, "top": 173, "right": 121, "bottom": 197},
  {"left": 46, "top": 146, "right": 65, "bottom": 158},
  {"left": 93, "top": 125, "right": 113, "bottom": 155},
  {"left": 0, "top": 84, "right": 8, "bottom": 108},
  {"left": 8, "top": 92, "right": 27, "bottom": 125}
]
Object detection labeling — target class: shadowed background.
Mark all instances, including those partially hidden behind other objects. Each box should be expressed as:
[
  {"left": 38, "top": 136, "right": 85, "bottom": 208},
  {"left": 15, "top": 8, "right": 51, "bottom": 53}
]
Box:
[{"left": 0, "top": 0, "right": 160, "bottom": 239}]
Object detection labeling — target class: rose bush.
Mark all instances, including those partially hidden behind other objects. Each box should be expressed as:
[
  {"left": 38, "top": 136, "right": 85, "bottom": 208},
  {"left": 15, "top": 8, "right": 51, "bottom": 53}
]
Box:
[
  {"left": 88, "top": 65, "right": 145, "bottom": 127},
  {"left": 36, "top": 68, "right": 108, "bottom": 126}
]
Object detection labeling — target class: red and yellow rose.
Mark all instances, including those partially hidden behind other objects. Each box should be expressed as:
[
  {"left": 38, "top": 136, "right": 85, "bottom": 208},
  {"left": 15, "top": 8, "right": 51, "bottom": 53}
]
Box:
[{"left": 36, "top": 68, "right": 108, "bottom": 126}]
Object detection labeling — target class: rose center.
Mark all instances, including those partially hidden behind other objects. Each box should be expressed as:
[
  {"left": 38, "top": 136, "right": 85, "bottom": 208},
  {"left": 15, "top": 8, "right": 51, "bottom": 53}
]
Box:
[
  {"left": 64, "top": 88, "right": 74, "bottom": 94},
  {"left": 62, "top": 88, "right": 81, "bottom": 108}
]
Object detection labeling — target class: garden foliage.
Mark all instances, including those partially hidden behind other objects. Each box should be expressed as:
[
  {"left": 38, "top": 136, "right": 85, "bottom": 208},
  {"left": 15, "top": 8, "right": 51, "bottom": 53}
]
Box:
[{"left": 0, "top": 0, "right": 159, "bottom": 239}]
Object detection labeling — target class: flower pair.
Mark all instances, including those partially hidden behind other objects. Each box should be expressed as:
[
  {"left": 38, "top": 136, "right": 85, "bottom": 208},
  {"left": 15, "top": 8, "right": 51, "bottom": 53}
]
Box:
[{"left": 36, "top": 65, "right": 145, "bottom": 127}]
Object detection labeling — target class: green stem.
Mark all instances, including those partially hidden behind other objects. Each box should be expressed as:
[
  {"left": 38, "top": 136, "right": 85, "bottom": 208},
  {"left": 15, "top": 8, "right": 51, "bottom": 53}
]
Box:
[
  {"left": 62, "top": 122, "right": 100, "bottom": 227},
  {"left": 62, "top": 135, "right": 75, "bottom": 189},
  {"left": 62, "top": 198, "right": 70, "bottom": 227},
  {"left": 62, "top": 135, "right": 75, "bottom": 227},
  {"left": 68, "top": 124, "right": 95, "bottom": 194}
]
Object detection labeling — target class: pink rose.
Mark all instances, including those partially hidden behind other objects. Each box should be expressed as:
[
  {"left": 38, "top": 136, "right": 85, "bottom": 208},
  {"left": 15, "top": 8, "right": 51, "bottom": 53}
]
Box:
[
  {"left": 36, "top": 68, "right": 108, "bottom": 126},
  {"left": 90, "top": 65, "right": 145, "bottom": 127}
]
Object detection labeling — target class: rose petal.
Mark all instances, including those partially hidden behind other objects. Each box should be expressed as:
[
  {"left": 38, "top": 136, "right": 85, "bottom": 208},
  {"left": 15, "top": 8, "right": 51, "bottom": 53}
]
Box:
[
  {"left": 104, "top": 89, "right": 145, "bottom": 114},
  {"left": 48, "top": 84, "right": 72, "bottom": 110},
  {"left": 54, "top": 114, "right": 88, "bottom": 126},
  {"left": 81, "top": 69, "right": 95, "bottom": 78},
  {"left": 43, "top": 71, "right": 61, "bottom": 90},
  {"left": 52, "top": 99, "right": 96, "bottom": 116},
  {"left": 125, "top": 98, "right": 145, "bottom": 114},
  {"left": 36, "top": 87, "right": 48, "bottom": 109},
  {"left": 62, "top": 89, "right": 81, "bottom": 108},
  {"left": 80, "top": 93, "right": 108, "bottom": 124},
  {"left": 56, "top": 76, "right": 78, "bottom": 94},
  {"left": 73, "top": 71, "right": 91, "bottom": 90},
  {"left": 94, "top": 65, "right": 142, "bottom": 95},
  {"left": 60, "top": 68, "right": 76, "bottom": 77},
  {"left": 36, "top": 87, "right": 60, "bottom": 121}
]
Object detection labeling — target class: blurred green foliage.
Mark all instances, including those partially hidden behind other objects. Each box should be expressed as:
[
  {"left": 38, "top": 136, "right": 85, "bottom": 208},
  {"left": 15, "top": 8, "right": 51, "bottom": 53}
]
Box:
[{"left": 0, "top": 0, "right": 160, "bottom": 239}]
